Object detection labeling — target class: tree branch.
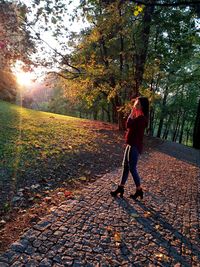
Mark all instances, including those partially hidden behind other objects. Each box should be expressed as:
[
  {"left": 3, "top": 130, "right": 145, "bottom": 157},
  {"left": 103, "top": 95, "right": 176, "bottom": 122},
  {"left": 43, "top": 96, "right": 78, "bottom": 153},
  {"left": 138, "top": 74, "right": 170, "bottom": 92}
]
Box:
[
  {"left": 130, "top": 0, "right": 200, "bottom": 7},
  {"left": 47, "top": 71, "right": 80, "bottom": 80},
  {"left": 17, "top": 14, "right": 81, "bottom": 74},
  {"left": 118, "top": 0, "right": 200, "bottom": 6}
]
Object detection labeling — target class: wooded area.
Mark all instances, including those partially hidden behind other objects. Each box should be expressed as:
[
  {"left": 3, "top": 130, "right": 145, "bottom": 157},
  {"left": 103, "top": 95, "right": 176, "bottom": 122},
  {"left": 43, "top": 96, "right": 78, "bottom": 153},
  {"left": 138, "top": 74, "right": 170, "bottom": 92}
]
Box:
[{"left": 0, "top": 0, "right": 200, "bottom": 148}]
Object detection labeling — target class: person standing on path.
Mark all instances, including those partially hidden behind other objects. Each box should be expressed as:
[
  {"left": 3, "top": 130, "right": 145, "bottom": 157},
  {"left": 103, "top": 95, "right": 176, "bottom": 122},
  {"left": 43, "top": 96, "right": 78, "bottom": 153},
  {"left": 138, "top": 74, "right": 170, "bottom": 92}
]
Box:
[{"left": 111, "top": 96, "right": 149, "bottom": 199}]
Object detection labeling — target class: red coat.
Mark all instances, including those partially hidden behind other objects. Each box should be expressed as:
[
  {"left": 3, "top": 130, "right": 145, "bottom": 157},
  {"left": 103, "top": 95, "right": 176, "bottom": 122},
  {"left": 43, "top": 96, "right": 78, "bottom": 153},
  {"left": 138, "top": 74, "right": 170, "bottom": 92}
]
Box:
[{"left": 125, "top": 115, "right": 148, "bottom": 154}]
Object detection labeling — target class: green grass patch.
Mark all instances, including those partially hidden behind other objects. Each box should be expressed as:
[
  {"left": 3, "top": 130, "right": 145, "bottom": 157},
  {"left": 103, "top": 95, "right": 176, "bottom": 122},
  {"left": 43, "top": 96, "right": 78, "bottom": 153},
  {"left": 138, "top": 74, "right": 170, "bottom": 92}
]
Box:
[{"left": 0, "top": 100, "right": 123, "bottom": 209}]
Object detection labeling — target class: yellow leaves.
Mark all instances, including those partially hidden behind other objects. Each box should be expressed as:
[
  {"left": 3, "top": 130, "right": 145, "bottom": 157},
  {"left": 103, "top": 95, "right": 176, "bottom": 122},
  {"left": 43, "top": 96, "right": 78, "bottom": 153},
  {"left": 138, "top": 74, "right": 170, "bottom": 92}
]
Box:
[
  {"left": 86, "top": 14, "right": 94, "bottom": 23},
  {"left": 107, "top": 85, "right": 121, "bottom": 102},
  {"left": 137, "top": 5, "right": 144, "bottom": 13},
  {"left": 89, "top": 29, "right": 101, "bottom": 42},
  {"left": 79, "top": 176, "right": 87, "bottom": 181},
  {"left": 134, "top": 5, "right": 145, "bottom": 17},
  {"left": 134, "top": 10, "right": 139, "bottom": 16},
  {"left": 154, "top": 253, "right": 169, "bottom": 262}
]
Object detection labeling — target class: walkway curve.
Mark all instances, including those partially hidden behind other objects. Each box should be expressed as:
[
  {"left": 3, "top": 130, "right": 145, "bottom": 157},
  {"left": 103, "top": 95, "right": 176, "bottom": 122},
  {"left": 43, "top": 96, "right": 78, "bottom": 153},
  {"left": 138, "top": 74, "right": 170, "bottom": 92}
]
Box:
[{"left": 0, "top": 143, "right": 200, "bottom": 266}]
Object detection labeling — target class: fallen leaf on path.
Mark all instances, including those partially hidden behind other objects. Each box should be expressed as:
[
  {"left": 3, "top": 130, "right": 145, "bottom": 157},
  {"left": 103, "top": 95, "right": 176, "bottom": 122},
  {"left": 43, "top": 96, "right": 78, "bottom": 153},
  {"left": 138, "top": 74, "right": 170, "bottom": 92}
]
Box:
[
  {"left": 155, "top": 224, "right": 160, "bottom": 230},
  {"left": 64, "top": 191, "right": 72, "bottom": 198},
  {"left": 44, "top": 197, "right": 52, "bottom": 203},
  {"left": 130, "top": 213, "right": 139, "bottom": 218},
  {"left": 106, "top": 226, "right": 112, "bottom": 233},
  {"left": 155, "top": 253, "right": 169, "bottom": 261},
  {"left": 144, "top": 211, "right": 151, "bottom": 218},
  {"left": 79, "top": 176, "right": 87, "bottom": 181},
  {"left": 114, "top": 232, "right": 121, "bottom": 242}
]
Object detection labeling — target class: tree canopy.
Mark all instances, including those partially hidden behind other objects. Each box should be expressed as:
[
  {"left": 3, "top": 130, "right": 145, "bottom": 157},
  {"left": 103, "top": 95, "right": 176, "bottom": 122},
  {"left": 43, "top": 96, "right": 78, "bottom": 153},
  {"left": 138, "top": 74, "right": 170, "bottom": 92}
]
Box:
[{"left": 1, "top": 0, "right": 200, "bottom": 147}]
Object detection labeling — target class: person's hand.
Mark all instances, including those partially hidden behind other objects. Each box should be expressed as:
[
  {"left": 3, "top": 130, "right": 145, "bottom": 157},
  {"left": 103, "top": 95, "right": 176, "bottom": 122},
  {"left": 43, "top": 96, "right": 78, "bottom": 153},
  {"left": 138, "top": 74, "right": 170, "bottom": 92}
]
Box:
[
  {"left": 128, "top": 113, "right": 133, "bottom": 119},
  {"left": 129, "top": 107, "right": 136, "bottom": 119}
]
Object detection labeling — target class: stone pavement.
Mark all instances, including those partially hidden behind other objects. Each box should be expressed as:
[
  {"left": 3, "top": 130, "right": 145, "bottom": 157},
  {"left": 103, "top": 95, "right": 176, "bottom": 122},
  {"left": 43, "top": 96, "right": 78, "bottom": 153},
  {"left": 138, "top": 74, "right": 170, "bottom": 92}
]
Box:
[{"left": 0, "top": 143, "right": 200, "bottom": 267}]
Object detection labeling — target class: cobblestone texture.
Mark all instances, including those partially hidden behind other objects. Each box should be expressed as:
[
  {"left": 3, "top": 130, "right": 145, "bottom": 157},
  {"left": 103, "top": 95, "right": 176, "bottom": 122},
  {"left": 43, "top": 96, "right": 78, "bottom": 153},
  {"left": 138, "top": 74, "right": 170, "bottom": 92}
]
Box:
[{"left": 0, "top": 143, "right": 200, "bottom": 266}]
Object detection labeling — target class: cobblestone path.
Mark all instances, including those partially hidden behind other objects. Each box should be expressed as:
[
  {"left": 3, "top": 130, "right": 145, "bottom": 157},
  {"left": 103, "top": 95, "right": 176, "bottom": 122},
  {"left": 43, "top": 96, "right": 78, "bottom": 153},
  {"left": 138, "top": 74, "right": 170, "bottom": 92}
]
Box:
[{"left": 0, "top": 143, "right": 200, "bottom": 266}]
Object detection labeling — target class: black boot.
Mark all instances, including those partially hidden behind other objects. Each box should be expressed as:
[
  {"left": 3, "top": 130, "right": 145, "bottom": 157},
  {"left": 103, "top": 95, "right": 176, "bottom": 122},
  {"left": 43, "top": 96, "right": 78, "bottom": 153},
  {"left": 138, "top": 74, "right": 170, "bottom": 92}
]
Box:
[
  {"left": 130, "top": 189, "right": 143, "bottom": 200},
  {"left": 111, "top": 185, "right": 124, "bottom": 198}
]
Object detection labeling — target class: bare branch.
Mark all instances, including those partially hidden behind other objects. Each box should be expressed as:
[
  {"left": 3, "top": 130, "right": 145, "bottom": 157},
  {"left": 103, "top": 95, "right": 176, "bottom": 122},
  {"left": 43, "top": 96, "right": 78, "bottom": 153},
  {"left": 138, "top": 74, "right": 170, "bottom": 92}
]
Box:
[
  {"left": 56, "top": 66, "right": 81, "bottom": 75},
  {"left": 47, "top": 71, "right": 80, "bottom": 80}
]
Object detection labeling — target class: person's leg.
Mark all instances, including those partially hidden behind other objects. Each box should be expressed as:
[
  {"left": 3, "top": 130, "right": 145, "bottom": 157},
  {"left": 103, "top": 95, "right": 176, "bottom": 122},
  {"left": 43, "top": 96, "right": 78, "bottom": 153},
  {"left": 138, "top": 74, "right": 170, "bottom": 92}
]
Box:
[
  {"left": 111, "top": 145, "right": 130, "bottom": 197},
  {"left": 129, "top": 146, "right": 143, "bottom": 199},
  {"left": 119, "top": 145, "right": 130, "bottom": 186},
  {"left": 129, "top": 146, "right": 141, "bottom": 188}
]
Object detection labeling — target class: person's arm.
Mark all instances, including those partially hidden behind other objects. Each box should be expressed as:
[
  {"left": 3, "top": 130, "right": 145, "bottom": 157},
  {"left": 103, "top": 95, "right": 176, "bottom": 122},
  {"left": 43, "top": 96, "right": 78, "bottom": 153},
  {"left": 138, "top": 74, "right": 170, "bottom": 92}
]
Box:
[{"left": 127, "top": 109, "right": 136, "bottom": 128}]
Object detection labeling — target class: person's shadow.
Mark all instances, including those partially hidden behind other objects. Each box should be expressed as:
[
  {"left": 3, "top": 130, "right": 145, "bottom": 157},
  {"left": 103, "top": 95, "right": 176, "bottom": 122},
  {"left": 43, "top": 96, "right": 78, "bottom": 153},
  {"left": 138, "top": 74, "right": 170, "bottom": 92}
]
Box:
[{"left": 114, "top": 197, "right": 200, "bottom": 266}]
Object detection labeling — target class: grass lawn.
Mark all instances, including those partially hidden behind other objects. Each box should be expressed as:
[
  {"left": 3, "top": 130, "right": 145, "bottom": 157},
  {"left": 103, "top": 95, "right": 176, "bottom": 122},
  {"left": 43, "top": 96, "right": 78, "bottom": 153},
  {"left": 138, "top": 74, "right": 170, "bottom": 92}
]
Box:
[
  {"left": 0, "top": 100, "right": 124, "bottom": 213},
  {"left": 0, "top": 101, "right": 161, "bottom": 252}
]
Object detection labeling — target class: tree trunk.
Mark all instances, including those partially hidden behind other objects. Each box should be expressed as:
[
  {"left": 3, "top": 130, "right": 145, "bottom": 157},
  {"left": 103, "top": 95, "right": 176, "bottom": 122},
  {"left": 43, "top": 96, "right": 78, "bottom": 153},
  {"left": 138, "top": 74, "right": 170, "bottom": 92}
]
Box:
[
  {"left": 172, "top": 113, "right": 180, "bottom": 142},
  {"left": 133, "top": 2, "right": 155, "bottom": 96},
  {"left": 117, "top": 5, "right": 126, "bottom": 130},
  {"left": 101, "top": 107, "right": 105, "bottom": 121},
  {"left": 162, "top": 115, "right": 171, "bottom": 140},
  {"left": 193, "top": 99, "right": 200, "bottom": 149},
  {"left": 157, "top": 117, "right": 164, "bottom": 139},
  {"left": 149, "top": 106, "right": 154, "bottom": 136},
  {"left": 174, "top": 122, "right": 180, "bottom": 142},
  {"left": 105, "top": 103, "right": 111, "bottom": 122},
  {"left": 179, "top": 113, "right": 186, "bottom": 144},
  {"left": 93, "top": 109, "right": 98, "bottom": 120},
  {"left": 163, "top": 129, "right": 169, "bottom": 140},
  {"left": 118, "top": 6, "right": 124, "bottom": 73},
  {"left": 185, "top": 120, "right": 193, "bottom": 146},
  {"left": 157, "top": 87, "right": 168, "bottom": 138},
  {"left": 118, "top": 111, "right": 126, "bottom": 130}
]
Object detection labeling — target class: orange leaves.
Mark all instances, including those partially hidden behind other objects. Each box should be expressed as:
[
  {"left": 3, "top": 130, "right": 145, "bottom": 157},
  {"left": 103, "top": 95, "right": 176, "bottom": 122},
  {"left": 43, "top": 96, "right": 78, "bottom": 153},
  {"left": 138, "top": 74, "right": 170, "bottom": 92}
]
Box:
[
  {"left": 114, "top": 232, "right": 121, "bottom": 243},
  {"left": 144, "top": 211, "right": 151, "bottom": 218},
  {"left": 106, "top": 226, "right": 122, "bottom": 246},
  {"left": 64, "top": 191, "right": 73, "bottom": 199}
]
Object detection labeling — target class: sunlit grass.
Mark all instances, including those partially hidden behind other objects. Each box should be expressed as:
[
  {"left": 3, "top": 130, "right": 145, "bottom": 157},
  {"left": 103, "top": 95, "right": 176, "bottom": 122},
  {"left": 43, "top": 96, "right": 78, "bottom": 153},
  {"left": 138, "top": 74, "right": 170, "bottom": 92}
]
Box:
[{"left": 0, "top": 100, "right": 123, "bottom": 208}]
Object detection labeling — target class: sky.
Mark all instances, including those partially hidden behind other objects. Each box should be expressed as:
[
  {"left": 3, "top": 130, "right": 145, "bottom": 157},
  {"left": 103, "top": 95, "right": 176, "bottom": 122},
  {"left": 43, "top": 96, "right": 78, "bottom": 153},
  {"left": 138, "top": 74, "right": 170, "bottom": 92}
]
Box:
[{"left": 15, "top": 0, "right": 88, "bottom": 85}]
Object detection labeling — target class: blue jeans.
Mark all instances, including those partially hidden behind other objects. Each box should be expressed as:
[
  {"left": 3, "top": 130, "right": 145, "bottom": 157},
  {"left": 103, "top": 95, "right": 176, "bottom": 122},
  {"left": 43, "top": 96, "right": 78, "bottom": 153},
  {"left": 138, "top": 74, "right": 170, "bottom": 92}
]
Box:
[{"left": 120, "top": 145, "right": 141, "bottom": 187}]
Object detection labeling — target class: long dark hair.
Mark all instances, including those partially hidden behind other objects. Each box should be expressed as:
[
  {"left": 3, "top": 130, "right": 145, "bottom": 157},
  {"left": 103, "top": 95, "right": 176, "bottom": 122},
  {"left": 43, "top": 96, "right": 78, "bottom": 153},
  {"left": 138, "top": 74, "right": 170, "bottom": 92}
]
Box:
[{"left": 138, "top": 96, "right": 149, "bottom": 119}]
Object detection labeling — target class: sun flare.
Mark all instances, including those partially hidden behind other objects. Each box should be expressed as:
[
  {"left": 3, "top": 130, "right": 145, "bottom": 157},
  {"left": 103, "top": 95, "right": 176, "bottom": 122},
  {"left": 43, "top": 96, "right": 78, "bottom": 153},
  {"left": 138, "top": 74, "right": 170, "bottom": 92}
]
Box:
[
  {"left": 12, "top": 60, "right": 35, "bottom": 87},
  {"left": 16, "top": 71, "right": 33, "bottom": 86}
]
